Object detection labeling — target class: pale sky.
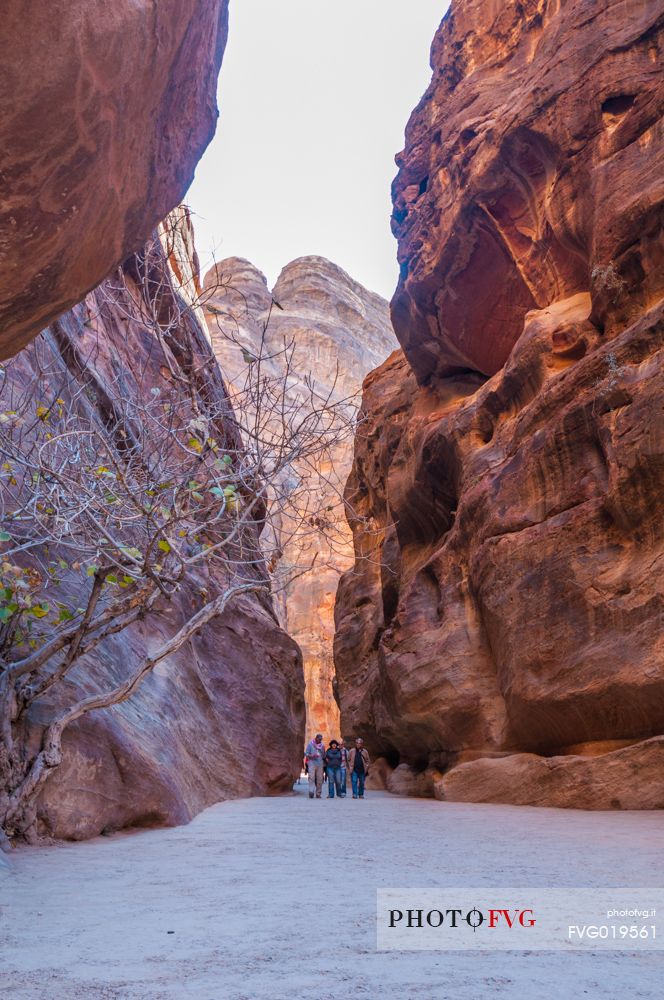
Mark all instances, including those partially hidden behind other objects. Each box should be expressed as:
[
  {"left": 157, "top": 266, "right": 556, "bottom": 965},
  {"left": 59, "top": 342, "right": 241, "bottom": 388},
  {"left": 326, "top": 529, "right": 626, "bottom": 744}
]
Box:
[{"left": 186, "top": 0, "right": 449, "bottom": 301}]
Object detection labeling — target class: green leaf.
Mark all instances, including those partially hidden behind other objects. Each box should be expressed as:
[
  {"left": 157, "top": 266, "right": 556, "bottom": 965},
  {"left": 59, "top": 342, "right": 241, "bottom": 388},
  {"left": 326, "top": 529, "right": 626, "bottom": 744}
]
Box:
[
  {"left": 191, "top": 491, "right": 204, "bottom": 503},
  {"left": 86, "top": 565, "right": 97, "bottom": 577},
  {"left": 29, "top": 604, "right": 50, "bottom": 619},
  {"left": 0, "top": 586, "right": 13, "bottom": 601},
  {"left": 0, "top": 531, "right": 11, "bottom": 542},
  {"left": 106, "top": 574, "right": 118, "bottom": 584},
  {"left": 119, "top": 546, "right": 142, "bottom": 560},
  {"left": 0, "top": 607, "right": 11, "bottom": 622},
  {"left": 210, "top": 486, "right": 224, "bottom": 498},
  {"left": 158, "top": 539, "right": 171, "bottom": 554},
  {"left": 58, "top": 607, "right": 74, "bottom": 622},
  {"left": 222, "top": 455, "right": 233, "bottom": 466}
]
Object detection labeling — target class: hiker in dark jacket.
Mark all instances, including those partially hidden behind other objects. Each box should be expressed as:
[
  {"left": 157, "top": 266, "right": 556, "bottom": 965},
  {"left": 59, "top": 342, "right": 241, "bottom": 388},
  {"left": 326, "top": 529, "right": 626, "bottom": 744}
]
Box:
[
  {"left": 348, "top": 738, "right": 371, "bottom": 799},
  {"left": 324, "top": 740, "right": 343, "bottom": 799}
]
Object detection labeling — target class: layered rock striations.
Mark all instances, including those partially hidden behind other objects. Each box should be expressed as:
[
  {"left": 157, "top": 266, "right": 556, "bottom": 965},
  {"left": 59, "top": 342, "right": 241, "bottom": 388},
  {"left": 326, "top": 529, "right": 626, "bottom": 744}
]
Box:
[
  {"left": 3, "top": 216, "right": 304, "bottom": 840},
  {"left": 203, "top": 257, "right": 397, "bottom": 739},
  {"left": 0, "top": 0, "right": 228, "bottom": 359},
  {"left": 334, "top": 0, "right": 664, "bottom": 808}
]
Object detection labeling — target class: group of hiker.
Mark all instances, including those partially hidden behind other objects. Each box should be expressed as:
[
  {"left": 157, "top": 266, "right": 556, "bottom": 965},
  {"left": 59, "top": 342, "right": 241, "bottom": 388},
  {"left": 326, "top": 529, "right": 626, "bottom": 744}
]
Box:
[{"left": 303, "top": 734, "right": 371, "bottom": 799}]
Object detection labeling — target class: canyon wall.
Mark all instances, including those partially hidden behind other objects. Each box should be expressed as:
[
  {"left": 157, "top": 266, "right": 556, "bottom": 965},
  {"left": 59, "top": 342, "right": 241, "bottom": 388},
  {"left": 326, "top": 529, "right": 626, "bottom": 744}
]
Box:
[
  {"left": 2, "top": 216, "right": 305, "bottom": 841},
  {"left": 0, "top": 0, "right": 228, "bottom": 359},
  {"left": 334, "top": 0, "right": 664, "bottom": 807},
  {"left": 203, "top": 257, "right": 397, "bottom": 739}
]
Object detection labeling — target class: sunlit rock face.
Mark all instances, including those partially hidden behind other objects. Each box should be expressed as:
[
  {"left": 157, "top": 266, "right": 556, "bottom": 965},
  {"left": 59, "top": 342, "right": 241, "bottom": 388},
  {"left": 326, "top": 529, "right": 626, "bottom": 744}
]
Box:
[
  {"left": 391, "top": 0, "right": 664, "bottom": 380},
  {"left": 334, "top": 0, "right": 664, "bottom": 808},
  {"left": 7, "top": 215, "right": 304, "bottom": 841},
  {"left": 203, "top": 256, "right": 397, "bottom": 740},
  {"left": 0, "top": 0, "right": 228, "bottom": 360}
]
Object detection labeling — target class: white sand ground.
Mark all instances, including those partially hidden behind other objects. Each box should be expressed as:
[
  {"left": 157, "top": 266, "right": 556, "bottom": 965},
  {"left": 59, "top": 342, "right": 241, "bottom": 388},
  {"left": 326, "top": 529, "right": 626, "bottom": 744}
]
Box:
[{"left": 1, "top": 785, "right": 662, "bottom": 999}]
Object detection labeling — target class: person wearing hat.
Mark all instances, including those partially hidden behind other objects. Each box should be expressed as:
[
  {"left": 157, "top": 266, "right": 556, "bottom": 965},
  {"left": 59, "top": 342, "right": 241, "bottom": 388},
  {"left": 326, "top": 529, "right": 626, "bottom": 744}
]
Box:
[{"left": 324, "top": 740, "right": 343, "bottom": 798}]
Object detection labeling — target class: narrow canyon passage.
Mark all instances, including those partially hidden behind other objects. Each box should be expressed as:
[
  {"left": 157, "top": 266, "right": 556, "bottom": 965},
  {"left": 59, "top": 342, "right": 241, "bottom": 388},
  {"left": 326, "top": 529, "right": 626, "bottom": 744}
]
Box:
[
  {"left": 1, "top": 0, "right": 663, "bottom": 996},
  {"left": 1, "top": 790, "right": 662, "bottom": 999}
]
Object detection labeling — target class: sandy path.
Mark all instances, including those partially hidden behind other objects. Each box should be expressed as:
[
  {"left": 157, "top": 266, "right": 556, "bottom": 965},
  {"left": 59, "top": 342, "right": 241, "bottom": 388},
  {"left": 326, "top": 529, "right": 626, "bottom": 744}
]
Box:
[{"left": 1, "top": 785, "right": 662, "bottom": 999}]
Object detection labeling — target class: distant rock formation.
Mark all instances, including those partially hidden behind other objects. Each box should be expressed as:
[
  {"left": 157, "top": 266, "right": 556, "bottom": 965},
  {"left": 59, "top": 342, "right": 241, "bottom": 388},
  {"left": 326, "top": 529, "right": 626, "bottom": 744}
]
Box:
[
  {"left": 203, "top": 257, "right": 397, "bottom": 739},
  {"left": 334, "top": 0, "right": 664, "bottom": 808},
  {"left": 0, "top": 0, "right": 228, "bottom": 359},
  {"left": 4, "top": 213, "right": 304, "bottom": 841}
]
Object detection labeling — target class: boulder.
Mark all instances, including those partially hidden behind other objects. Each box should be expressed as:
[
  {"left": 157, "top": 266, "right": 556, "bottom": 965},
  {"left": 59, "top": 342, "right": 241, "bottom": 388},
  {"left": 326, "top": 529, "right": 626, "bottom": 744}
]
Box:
[{"left": 436, "top": 738, "right": 664, "bottom": 810}]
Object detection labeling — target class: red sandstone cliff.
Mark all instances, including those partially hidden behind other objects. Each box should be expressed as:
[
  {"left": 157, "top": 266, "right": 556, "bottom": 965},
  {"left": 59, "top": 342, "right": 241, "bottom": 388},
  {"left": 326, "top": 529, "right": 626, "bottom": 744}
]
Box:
[
  {"left": 334, "top": 0, "right": 664, "bottom": 808},
  {"left": 0, "top": 0, "right": 228, "bottom": 359}
]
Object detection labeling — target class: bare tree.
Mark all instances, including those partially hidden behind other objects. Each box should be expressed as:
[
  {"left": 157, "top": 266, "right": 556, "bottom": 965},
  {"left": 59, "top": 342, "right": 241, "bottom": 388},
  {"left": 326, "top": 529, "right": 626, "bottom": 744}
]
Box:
[{"left": 0, "top": 214, "right": 354, "bottom": 845}]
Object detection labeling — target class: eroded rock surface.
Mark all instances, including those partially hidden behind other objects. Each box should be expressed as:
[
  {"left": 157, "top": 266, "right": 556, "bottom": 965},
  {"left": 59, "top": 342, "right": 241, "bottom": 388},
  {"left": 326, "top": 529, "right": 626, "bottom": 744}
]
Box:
[
  {"left": 391, "top": 0, "right": 664, "bottom": 380},
  {"left": 334, "top": 0, "right": 664, "bottom": 808},
  {"left": 203, "top": 257, "right": 397, "bottom": 739},
  {"left": 5, "top": 217, "right": 304, "bottom": 840},
  {"left": 0, "top": 0, "right": 228, "bottom": 359}
]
